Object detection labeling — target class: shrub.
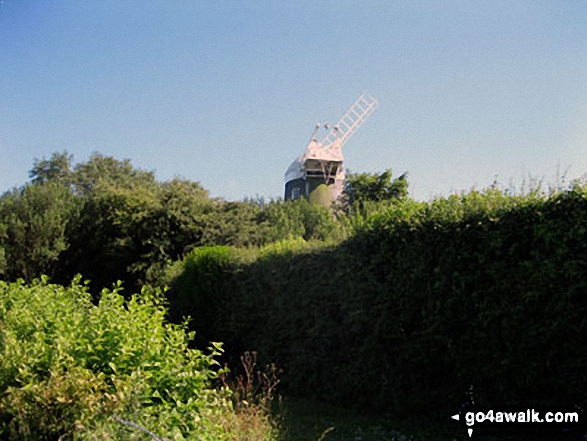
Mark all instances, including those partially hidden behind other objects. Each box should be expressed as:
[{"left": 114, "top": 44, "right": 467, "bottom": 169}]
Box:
[
  {"left": 0, "top": 277, "right": 277, "bottom": 440},
  {"left": 261, "top": 198, "right": 341, "bottom": 243}
]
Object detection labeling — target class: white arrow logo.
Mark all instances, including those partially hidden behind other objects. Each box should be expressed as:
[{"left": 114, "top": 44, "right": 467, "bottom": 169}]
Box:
[{"left": 451, "top": 413, "right": 473, "bottom": 437}]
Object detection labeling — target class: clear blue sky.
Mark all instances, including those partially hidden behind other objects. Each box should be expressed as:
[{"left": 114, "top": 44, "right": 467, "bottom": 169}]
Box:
[{"left": 2, "top": 1, "right": 587, "bottom": 200}]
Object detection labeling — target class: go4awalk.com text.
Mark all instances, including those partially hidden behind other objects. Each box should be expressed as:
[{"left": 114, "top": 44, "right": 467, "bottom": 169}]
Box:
[{"left": 451, "top": 405, "right": 585, "bottom": 438}]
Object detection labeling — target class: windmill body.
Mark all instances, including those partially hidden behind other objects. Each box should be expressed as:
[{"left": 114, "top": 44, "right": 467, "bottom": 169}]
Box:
[{"left": 284, "top": 92, "right": 378, "bottom": 204}]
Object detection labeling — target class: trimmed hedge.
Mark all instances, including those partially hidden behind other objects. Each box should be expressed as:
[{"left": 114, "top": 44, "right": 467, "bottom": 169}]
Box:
[{"left": 167, "top": 187, "right": 587, "bottom": 420}]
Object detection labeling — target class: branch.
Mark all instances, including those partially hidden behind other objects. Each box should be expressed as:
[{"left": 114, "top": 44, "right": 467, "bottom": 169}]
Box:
[{"left": 113, "top": 415, "right": 170, "bottom": 441}]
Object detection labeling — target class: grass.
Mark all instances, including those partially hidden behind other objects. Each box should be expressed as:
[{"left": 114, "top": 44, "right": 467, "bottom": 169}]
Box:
[{"left": 277, "top": 397, "right": 464, "bottom": 441}]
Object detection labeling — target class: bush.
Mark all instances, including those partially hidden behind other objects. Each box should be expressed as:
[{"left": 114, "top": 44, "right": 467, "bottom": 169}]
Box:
[
  {"left": 0, "top": 277, "right": 277, "bottom": 440},
  {"left": 261, "top": 198, "right": 341, "bottom": 243},
  {"left": 166, "top": 185, "right": 587, "bottom": 421}
]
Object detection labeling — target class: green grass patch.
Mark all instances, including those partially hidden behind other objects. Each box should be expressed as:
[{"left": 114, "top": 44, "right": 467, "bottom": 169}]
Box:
[{"left": 278, "top": 397, "right": 458, "bottom": 441}]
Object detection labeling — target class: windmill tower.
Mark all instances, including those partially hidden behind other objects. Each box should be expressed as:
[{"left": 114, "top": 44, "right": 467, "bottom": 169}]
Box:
[{"left": 284, "top": 91, "right": 378, "bottom": 204}]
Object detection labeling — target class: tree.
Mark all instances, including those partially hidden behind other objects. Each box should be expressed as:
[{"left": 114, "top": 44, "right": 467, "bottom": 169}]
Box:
[
  {"left": 61, "top": 175, "right": 163, "bottom": 290},
  {"left": 342, "top": 169, "right": 408, "bottom": 211},
  {"left": 0, "top": 182, "right": 80, "bottom": 281},
  {"left": 72, "top": 152, "right": 157, "bottom": 196},
  {"left": 29, "top": 151, "right": 73, "bottom": 185}
]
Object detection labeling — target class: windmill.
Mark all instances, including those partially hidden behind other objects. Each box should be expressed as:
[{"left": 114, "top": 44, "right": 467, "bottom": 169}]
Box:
[{"left": 284, "top": 91, "right": 378, "bottom": 204}]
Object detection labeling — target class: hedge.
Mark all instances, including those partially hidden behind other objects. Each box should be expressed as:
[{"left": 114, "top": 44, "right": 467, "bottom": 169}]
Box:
[{"left": 166, "top": 187, "right": 587, "bottom": 421}]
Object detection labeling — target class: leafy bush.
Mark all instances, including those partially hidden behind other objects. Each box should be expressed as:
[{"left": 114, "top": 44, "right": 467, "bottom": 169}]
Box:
[
  {"left": 261, "top": 198, "right": 341, "bottom": 243},
  {"left": 342, "top": 169, "right": 408, "bottom": 207},
  {"left": 0, "top": 277, "right": 277, "bottom": 440}
]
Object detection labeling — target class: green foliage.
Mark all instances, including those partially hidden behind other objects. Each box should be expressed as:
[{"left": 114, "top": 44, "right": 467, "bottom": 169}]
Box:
[
  {"left": 29, "top": 151, "right": 74, "bottom": 186},
  {"left": 20, "top": 152, "right": 345, "bottom": 290},
  {"left": 0, "top": 277, "right": 277, "bottom": 440},
  {"left": 60, "top": 179, "right": 161, "bottom": 290},
  {"left": 0, "top": 182, "right": 80, "bottom": 281},
  {"left": 167, "top": 184, "right": 587, "bottom": 422},
  {"left": 0, "top": 244, "right": 6, "bottom": 277},
  {"left": 198, "top": 201, "right": 270, "bottom": 249},
  {"left": 7, "top": 151, "right": 357, "bottom": 289},
  {"left": 335, "top": 169, "right": 410, "bottom": 235},
  {"left": 258, "top": 237, "right": 311, "bottom": 259},
  {"left": 24, "top": 152, "right": 269, "bottom": 290},
  {"left": 261, "top": 198, "right": 341, "bottom": 243},
  {"left": 11, "top": 149, "right": 587, "bottom": 430},
  {"left": 341, "top": 169, "right": 408, "bottom": 210},
  {"left": 29, "top": 151, "right": 158, "bottom": 197},
  {"left": 72, "top": 152, "right": 158, "bottom": 196},
  {"left": 165, "top": 246, "right": 236, "bottom": 348}
]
